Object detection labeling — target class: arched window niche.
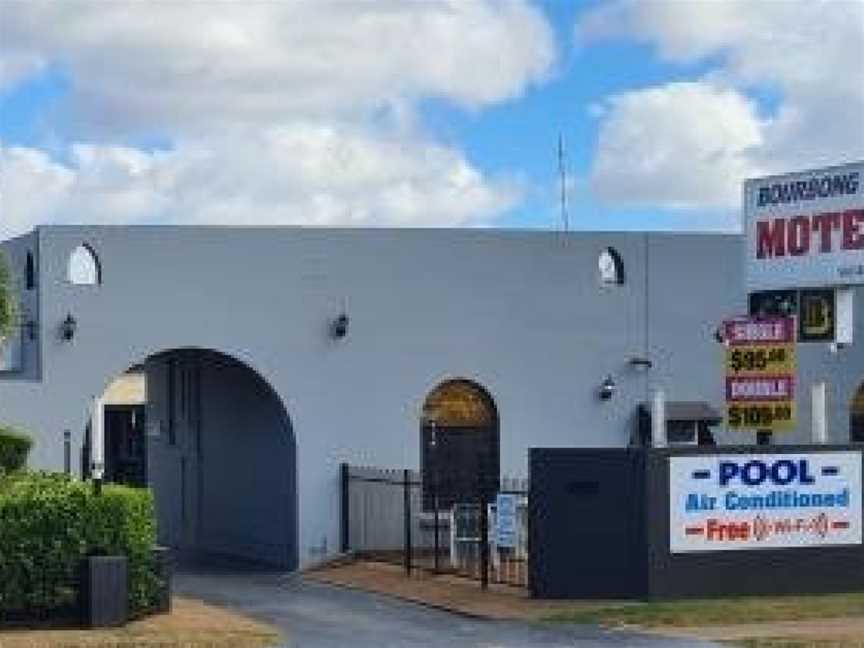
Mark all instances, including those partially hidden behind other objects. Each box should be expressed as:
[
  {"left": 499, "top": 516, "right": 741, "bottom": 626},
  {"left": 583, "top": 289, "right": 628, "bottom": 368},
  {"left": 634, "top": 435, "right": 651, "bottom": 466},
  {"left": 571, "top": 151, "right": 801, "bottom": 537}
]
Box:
[
  {"left": 68, "top": 244, "right": 102, "bottom": 286},
  {"left": 420, "top": 379, "right": 500, "bottom": 511},
  {"left": 598, "top": 247, "right": 625, "bottom": 286}
]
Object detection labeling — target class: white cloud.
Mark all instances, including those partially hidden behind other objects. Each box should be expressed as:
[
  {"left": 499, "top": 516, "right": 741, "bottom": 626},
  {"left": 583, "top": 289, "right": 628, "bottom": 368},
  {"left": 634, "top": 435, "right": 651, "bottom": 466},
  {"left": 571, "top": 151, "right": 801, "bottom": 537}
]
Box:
[
  {"left": 2, "top": 0, "right": 555, "bottom": 134},
  {"left": 577, "top": 0, "right": 864, "bottom": 210},
  {"left": 0, "top": 126, "right": 521, "bottom": 239},
  {"left": 591, "top": 82, "right": 763, "bottom": 209},
  {"left": 0, "top": 1, "right": 552, "bottom": 233}
]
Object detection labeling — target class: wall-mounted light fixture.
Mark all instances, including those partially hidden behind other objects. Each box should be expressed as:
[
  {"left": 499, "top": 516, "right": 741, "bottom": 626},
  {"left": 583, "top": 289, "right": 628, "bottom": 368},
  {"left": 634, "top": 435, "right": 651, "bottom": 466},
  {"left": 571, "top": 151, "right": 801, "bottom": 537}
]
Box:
[
  {"left": 60, "top": 313, "right": 77, "bottom": 342},
  {"left": 598, "top": 375, "right": 617, "bottom": 401},
  {"left": 330, "top": 313, "right": 349, "bottom": 339}
]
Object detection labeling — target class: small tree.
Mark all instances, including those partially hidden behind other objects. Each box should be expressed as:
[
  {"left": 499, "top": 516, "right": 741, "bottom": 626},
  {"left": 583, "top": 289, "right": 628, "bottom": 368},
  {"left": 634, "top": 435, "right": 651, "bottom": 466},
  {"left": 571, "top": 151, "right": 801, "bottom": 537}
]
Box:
[{"left": 0, "top": 251, "right": 17, "bottom": 344}]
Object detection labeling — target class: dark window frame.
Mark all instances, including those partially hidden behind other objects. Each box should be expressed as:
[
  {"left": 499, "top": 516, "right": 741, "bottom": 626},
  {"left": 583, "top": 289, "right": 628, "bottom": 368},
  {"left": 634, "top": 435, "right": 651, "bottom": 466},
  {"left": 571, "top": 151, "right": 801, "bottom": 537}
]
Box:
[
  {"left": 167, "top": 359, "right": 177, "bottom": 446},
  {"left": 25, "top": 252, "right": 35, "bottom": 290}
]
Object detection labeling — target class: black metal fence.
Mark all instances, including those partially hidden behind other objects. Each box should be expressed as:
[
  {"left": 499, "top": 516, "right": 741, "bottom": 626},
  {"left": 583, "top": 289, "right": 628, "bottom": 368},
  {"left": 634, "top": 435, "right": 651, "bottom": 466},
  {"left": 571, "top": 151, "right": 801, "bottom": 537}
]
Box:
[{"left": 341, "top": 464, "right": 529, "bottom": 588}]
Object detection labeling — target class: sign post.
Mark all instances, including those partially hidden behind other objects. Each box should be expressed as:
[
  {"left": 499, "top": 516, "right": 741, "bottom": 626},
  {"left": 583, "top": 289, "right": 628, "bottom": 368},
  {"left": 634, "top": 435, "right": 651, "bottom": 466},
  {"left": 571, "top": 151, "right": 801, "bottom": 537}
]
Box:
[
  {"left": 724, "top": 317, "right": 797, "bottom": 436},
  {"left": 91, "top": 395, "right": 105, "bottom": 495}
]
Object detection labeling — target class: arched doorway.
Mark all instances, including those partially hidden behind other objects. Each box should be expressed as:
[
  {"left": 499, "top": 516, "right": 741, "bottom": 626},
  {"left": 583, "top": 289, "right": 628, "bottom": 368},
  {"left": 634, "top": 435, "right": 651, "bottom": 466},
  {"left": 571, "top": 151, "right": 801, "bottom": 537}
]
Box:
[
  {"left": 93, "top": 348, "right": 297, "bottom": 570},
  {"left": 851, "top": 382, "right": 864, "bottom": 443},
  {"left": 420, "top": 379, "right": 499, "bottom": 510}
]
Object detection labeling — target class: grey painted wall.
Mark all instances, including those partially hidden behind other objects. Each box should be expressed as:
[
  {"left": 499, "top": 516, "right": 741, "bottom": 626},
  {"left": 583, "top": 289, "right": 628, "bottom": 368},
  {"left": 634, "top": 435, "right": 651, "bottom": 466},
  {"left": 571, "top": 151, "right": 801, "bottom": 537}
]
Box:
[{"left": 0, "top": 225, "right": 861, "bottom": 567}]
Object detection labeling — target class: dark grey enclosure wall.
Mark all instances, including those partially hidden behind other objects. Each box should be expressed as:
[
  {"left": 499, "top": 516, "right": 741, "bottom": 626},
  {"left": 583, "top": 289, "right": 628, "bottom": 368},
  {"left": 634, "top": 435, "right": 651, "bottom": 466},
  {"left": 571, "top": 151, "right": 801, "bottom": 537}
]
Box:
[
  {"left": 529, "top": 449, "right": 647, "bottom": 598},
  {"left": 530, "top": 446, "right": 864, "bottom": 600}
]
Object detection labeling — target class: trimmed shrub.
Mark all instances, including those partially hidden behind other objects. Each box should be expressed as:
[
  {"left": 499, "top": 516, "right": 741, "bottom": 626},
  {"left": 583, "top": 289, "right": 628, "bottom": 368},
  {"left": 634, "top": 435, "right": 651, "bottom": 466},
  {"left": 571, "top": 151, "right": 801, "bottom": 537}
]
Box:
[
  {"left": 0, "top": 426, "right": 32, "bottom": 475},
  {"left": 0, "top": 471, "right": 160, "bottom": 617}
]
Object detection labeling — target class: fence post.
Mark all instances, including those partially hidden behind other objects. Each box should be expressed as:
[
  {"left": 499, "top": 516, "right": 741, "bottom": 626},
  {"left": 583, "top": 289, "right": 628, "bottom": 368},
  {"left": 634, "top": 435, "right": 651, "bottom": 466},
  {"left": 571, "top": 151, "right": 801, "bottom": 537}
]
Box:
[
  {"left": 340, "top": 463, "right": 350, "bottom": 553},
  {"left": 403, "top": 468, "right": 412, "bottom": 576},
  {"left": 479, "top": 477, "right": 489, "bottom": 591},
  {"left": 433, "top": 477, "right": 440, "bottom": 574}
]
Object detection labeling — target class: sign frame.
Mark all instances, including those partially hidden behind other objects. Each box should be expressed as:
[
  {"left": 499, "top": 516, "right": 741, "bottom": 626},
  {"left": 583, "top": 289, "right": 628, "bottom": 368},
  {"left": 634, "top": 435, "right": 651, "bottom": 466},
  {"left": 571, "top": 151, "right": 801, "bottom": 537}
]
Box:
[
  {"left": 723, "top": 316, "right": 797, "bottom": 433},
  {"left": 669, "top": 451, "right": 863, "bottom": 554},
  {"left": 495, "top": 492, "right": 518, "bottom": 549}
]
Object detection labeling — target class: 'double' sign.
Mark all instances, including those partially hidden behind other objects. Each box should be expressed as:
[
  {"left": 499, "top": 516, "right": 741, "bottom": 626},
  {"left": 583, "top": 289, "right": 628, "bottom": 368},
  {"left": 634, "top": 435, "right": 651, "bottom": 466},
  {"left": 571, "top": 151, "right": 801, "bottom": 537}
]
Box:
[
  {"left": 745, "top": 160, "right": 864, "bottom": 291},
  {"left": 669, "top": 452, "right": 862, "bottom": 553}
]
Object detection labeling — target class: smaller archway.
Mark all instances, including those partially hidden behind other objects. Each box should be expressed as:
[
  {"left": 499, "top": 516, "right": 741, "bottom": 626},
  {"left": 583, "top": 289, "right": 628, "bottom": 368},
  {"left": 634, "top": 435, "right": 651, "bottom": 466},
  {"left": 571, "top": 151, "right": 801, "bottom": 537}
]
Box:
[
  {"left": 420, "top": 379, "right": 499, "bottom": 510},
  {"left": 68, "top": 244, "right": 101, "bottom": 286},
  {"left": 851, "top": 382, "right": 864, "bottom": 443}
]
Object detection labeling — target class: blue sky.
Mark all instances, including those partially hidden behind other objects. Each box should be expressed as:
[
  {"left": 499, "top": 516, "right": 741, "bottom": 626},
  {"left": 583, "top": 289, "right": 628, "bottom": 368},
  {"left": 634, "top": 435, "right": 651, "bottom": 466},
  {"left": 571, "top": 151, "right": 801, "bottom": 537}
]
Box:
[{"left": 1, "top": 0, "right": 862, "bottom": 239}]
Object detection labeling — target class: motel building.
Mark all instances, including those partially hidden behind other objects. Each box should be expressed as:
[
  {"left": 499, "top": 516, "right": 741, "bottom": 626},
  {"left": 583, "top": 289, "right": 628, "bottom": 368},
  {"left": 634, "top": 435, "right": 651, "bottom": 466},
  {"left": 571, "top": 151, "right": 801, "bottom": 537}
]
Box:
[{"left": 0, "top": 161, "right": 862, "bottom": 572}]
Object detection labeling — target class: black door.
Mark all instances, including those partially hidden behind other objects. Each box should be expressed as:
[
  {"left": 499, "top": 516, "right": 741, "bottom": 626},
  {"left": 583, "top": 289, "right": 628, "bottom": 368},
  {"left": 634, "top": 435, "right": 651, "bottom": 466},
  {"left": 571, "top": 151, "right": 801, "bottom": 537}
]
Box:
[
  {"left": 421, "top": 425, "right": 499, "bottom": 510},
  {"left": 105, "top": 405, "right": 147, "bottom": 487}
]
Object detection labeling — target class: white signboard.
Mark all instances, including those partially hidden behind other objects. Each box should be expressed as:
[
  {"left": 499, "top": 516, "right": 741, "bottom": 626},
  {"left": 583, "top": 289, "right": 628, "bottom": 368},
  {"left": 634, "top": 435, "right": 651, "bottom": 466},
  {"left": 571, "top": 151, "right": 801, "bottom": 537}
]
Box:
[
  {"left": 495, "top": 493, "right": 517, "bottom": 549},
  {"left": 745, "top": 160, "right": 864, "bottom": 290},
  {"left": 670, "top": 452, "right": 862, "bottom": 553}
]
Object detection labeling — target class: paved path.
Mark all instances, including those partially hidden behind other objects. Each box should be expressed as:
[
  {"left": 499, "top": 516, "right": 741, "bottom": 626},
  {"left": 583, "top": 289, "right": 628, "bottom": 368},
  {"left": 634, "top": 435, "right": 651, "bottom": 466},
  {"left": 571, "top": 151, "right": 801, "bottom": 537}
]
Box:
[{"left": 175, "top": 566, "right": 723, "bottom": 648}]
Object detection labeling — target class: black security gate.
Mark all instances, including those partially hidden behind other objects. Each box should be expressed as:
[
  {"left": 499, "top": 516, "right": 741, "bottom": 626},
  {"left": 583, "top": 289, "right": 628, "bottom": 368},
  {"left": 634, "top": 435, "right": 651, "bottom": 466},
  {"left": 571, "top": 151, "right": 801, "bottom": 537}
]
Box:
[{"left": 341, "top": 464, "right": 529, "bottom": 588}]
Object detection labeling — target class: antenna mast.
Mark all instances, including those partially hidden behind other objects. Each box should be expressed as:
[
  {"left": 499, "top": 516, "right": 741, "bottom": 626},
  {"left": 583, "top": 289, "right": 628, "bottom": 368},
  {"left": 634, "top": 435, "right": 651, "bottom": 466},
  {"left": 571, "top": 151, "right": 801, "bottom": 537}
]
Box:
[{"left": 558, "top": 133, "right": 569, "bottom": 232}]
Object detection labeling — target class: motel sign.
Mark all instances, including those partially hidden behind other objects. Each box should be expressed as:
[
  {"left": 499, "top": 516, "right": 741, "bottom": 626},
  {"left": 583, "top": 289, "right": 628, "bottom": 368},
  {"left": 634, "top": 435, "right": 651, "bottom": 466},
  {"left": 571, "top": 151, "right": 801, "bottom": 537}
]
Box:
[{"left": 745, "top": 161, "right": 864, "bottom": 291}]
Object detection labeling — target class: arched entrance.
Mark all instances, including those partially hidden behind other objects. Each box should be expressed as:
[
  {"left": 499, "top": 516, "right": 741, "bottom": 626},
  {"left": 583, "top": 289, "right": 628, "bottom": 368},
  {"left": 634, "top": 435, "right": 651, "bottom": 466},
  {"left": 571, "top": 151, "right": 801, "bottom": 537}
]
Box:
[
  {"left": 851, "top": 382, "right": 864, "bottom": 443},
  {"left": 420, "top": 379, "right": 499, "bottom": 510},
  {"left": 93, "top": 348, "right": 297, "bottom": 570}
]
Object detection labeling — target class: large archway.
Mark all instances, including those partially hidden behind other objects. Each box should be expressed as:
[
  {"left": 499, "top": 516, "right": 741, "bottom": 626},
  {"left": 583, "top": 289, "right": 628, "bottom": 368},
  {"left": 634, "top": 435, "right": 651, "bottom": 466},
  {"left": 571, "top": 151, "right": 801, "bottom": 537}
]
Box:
[
  {"left": 851, "top": 382, "right": 864, "bottom": 443},
  {"left": 93, "top": 348, "right": 297, "bottom": 570},
  {"left": 420, "top": 379, "right": 499, "bottom": 510}
]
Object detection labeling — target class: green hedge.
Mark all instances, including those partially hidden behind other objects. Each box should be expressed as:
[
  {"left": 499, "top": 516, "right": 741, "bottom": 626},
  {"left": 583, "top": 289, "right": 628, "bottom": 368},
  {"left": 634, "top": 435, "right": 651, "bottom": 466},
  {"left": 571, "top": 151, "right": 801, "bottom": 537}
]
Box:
[
  {"left": 0, "top": 427, "right": 32, "bottom": 475},
  {"left": 0, "top": 472, "right": 160, "bottom": 616}
]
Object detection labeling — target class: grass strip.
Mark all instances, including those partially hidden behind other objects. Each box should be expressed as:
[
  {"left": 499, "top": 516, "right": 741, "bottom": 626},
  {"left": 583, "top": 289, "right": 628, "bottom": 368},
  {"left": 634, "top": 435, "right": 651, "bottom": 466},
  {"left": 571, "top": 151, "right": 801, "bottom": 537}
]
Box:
[
  {"left": 542, "top": 592, "right": 864, "bottom": 628},
  {"left": 0, "top": 598, "right": 282, "bottom": 648},
  {"left": 735, "top": 639, "right": 864, "bottom": 648}
]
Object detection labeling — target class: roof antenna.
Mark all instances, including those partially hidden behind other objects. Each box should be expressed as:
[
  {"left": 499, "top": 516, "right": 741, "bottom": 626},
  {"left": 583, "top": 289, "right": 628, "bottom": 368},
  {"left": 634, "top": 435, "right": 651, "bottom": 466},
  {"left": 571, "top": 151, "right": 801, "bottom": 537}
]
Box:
[{"left": 558, "top": 133, "right": 569, "bottom": 233}]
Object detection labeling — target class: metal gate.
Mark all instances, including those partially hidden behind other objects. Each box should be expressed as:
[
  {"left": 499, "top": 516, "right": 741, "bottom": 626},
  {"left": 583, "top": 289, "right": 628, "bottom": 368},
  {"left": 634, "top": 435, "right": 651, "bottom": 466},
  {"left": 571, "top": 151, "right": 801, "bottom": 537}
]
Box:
[{"left": 340, "top": 464, "right": 529, "bottom": 588}]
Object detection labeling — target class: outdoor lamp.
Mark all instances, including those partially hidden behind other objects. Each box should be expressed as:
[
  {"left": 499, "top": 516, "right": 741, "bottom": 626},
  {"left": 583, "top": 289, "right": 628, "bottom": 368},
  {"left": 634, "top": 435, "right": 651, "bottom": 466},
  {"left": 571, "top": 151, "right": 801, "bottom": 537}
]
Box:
[
  {"left": 598, "top": 375, "right": 617, "bottom": 401},
  {"left": 60, "top": 313, "right": 77, "bottom": 341},
  {"left": 330, "top": 313, "right": 349, "bottom": 339},
  {"left": 25, "top": 318, "right": 37, "bottom": 341}
]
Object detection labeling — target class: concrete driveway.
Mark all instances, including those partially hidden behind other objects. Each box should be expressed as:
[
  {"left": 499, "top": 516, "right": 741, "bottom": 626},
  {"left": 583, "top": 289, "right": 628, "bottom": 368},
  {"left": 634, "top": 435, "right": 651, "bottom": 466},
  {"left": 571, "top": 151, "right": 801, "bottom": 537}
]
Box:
[{"left": 174, "top": 565, "right": 723, "bottom": 648}]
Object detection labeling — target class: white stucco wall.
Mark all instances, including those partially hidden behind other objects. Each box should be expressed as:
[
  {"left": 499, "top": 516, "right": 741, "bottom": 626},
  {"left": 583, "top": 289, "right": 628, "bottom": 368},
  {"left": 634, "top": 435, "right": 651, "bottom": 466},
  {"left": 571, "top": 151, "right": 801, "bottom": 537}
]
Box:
[{"left": 0, "top": 225, "right": 861, "bottom": 566}]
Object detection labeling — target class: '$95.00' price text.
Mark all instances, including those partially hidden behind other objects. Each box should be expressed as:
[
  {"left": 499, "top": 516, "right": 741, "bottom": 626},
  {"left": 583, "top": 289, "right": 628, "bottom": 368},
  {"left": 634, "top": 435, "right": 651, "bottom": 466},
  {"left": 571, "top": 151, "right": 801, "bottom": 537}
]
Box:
[{"left": 727, "top": 347, "right": 789, "bottom": 373}]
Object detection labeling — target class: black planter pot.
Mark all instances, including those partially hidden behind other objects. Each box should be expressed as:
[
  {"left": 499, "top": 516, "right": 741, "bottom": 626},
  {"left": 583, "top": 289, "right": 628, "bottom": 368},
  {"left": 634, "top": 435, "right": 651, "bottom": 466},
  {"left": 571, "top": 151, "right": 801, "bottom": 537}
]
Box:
[{"left": 78, "top": 555, "right": 128, "bottom": 628}]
